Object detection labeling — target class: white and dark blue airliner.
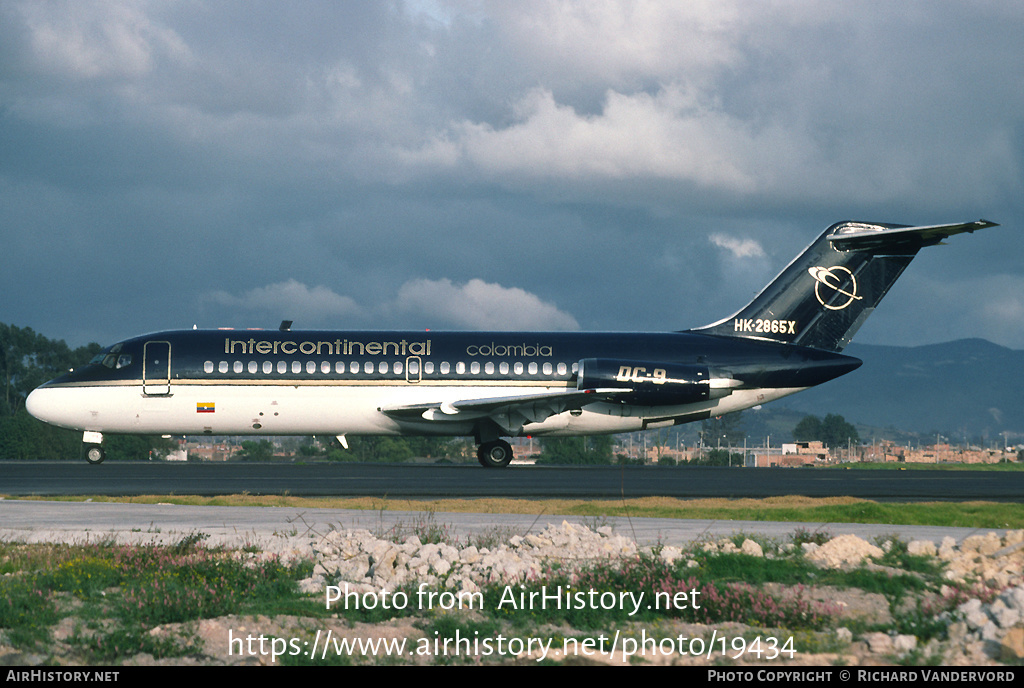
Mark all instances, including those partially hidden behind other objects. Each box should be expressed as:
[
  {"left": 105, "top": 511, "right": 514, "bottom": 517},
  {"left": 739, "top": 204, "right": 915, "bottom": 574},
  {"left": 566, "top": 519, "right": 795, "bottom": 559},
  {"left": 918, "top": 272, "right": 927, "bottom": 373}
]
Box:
[{"left": 27, "top": 219, "right": 996, "bottom": 467}]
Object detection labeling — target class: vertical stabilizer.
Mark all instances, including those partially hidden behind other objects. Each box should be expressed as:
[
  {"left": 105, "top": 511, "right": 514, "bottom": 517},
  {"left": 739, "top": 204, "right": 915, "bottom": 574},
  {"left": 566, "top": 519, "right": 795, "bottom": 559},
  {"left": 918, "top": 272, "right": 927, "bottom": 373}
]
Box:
[{"left": 692, "top": 220, "right": 997, "bottom": 351}]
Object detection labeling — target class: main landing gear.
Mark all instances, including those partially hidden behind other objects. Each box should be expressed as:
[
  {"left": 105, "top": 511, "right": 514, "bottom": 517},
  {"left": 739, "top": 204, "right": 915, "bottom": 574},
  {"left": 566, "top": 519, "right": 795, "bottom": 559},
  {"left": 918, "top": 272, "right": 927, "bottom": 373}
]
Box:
[{"left": 477, "top": 439, "right": 513, "bottom": 468}]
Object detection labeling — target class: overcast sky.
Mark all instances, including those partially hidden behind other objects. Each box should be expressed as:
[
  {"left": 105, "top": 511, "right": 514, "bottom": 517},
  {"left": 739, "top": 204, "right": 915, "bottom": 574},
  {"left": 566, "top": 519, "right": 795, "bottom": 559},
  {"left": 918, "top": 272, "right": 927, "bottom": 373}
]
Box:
[{"left": 2, "top": 1, "right": 1021, "bottom": 350}]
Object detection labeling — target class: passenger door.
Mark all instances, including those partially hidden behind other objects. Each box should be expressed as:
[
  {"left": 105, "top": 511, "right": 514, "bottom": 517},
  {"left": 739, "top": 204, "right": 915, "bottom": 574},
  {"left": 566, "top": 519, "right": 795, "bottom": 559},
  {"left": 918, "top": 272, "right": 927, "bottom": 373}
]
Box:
[{"left": 143, "top": 341, "right": 172, "bottom": 395}]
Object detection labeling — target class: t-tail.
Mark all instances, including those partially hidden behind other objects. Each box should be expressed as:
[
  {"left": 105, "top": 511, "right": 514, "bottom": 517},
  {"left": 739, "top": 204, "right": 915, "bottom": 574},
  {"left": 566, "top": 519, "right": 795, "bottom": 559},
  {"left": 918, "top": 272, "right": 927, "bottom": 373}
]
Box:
[{"left": 692, "top": 219, "right": 998, "bottom": 351}]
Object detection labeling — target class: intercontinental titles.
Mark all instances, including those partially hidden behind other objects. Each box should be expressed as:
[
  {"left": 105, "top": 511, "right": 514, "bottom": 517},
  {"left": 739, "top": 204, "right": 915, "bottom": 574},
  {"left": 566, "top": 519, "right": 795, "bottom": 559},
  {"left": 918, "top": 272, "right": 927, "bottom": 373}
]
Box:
[
  {"left": 223, "top": 337, "right": 555, "bottom": 358},
  {"left": 225, "top": 337, "right": 431, "bottom": 357}
]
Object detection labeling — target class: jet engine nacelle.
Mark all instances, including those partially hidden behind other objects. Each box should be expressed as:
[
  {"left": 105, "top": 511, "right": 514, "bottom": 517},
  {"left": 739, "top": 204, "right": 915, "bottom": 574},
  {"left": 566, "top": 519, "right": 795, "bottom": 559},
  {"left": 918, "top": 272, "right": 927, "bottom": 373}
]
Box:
[{"left": 577, "top": 358, "right": 740, "bottom": 406}]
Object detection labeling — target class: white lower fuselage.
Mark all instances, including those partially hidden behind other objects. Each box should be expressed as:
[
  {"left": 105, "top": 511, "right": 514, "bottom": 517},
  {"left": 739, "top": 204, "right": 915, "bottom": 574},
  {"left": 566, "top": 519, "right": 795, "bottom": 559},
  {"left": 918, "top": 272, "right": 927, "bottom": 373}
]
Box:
[{"left": 26, "top": 380, "right": 804, "bottom": 438}]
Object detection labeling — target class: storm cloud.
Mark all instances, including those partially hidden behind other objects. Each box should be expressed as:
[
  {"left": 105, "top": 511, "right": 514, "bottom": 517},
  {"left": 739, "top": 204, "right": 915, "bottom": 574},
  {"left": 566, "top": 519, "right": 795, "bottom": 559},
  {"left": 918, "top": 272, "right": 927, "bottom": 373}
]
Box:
[{"left": 1, "top": 1, "right": 1021, "bottom": 349}]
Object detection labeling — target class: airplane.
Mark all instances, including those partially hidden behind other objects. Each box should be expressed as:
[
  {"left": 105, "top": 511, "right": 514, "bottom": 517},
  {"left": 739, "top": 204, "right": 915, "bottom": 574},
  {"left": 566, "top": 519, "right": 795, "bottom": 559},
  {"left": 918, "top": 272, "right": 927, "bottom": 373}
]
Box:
[{"left": 27, "top": 219, "right": 997, "bottom": 467}]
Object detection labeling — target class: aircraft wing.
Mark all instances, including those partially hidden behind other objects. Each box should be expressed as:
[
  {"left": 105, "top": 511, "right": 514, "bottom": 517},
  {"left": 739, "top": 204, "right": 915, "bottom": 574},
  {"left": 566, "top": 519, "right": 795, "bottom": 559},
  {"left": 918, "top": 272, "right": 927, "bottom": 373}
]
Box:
[
  {"left": 830, "top": 219, "right": 998, "bottom": 252},
  {"left": 379, "top": 388, "right": 630, "bottom": 435}
]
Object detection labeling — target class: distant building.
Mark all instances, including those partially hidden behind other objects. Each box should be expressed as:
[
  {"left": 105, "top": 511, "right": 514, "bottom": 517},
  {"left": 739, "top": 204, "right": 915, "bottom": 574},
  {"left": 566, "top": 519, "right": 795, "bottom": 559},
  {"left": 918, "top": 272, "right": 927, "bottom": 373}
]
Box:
[
  {"left": 856, "top": 440, "right": 1015, "bottom": 465},
  {"left": 900, "top": 444, "right": 1013, "bottom": 464},
  {"left": 184, "top": 442, "right": 243, "bottom": 462},
  {"left": 749, "top": 440, "right": 828, "bottom": 467}
]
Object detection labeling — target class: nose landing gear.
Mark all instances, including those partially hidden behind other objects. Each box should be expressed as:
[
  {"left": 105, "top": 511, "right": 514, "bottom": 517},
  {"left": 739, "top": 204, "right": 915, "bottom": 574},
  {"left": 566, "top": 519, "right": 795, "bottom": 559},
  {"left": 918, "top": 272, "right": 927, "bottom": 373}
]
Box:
[{"left": 82, "top": 431, "right": 105, "bottom": 464}]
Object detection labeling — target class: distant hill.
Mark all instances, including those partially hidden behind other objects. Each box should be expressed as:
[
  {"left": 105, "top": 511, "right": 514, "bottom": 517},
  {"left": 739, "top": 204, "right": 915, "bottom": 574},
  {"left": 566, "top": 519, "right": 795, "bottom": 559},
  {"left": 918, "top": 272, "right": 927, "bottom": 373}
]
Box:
[{"left": 775, "top": 339, "right": 1023, "bottom": 439}]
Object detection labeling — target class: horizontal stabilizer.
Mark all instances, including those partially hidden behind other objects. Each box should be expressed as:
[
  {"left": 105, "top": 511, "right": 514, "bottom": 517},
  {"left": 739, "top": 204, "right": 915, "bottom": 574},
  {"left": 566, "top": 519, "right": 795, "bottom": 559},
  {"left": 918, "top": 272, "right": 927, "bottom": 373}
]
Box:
[{"left": 830, "top": 220, "right": 998, "bottom": 253}]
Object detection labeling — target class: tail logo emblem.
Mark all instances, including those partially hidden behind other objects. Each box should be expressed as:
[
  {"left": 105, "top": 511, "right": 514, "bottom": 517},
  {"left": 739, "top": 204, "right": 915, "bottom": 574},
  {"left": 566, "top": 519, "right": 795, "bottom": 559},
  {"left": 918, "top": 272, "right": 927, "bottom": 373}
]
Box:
[{"left": 809, "top": 266, "right": 862, "bottom": 310}]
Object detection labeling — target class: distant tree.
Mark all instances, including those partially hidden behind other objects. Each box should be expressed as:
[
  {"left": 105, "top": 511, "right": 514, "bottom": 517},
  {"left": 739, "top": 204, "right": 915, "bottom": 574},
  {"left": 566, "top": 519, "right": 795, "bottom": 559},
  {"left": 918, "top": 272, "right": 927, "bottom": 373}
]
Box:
[
  {"left": 793, "top": 415, "right": 823, "bottom": 442},
  {"left": 700, "top": 412, "right": 745, "bottom": 448},
  {"left": 0, "top": 323, "right": 100, "bottom": 416},
  {"left": 236, "top": 440, "right": 275, "bottom": 461},
  {"left": 536, "top": 436, "right": 613, "bottom": 465},
  {"left": 406, "top": 437, "right": 465, "bottom": 460},
  {"left": 104, "top": 434, "right": 175, "bottom": 461},
  {"left": 343, "top": 436, "right": 415, "bottom": 462},
  {"left": 0, "top": 409, "right": 79, "bottom": 460},
  {"left": 792, "top": 413, "right": 859, "bottom": 448},
  {"left": 821, "top": 414, "right": 859, "bottom": 448},
  {"left": 691, "top": 448, "right": 744, "bottom": 466}
]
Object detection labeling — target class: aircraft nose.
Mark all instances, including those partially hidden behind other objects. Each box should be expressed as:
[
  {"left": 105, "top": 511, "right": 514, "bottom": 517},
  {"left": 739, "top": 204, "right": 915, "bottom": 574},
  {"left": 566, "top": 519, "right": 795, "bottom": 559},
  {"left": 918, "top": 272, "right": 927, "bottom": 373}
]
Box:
[
  {"left": 26, "top": 386, "right": 48, "bottom": 421},
  {"left": 26, "top": 385, "right": 66, "bottom": 427}
]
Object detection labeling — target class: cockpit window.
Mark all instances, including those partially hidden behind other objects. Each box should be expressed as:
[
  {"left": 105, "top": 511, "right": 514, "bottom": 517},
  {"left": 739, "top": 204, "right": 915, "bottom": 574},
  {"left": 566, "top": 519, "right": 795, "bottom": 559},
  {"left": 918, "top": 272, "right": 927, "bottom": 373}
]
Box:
[{"left": 90, "top": 344, "right": 129, "bottom": 369}]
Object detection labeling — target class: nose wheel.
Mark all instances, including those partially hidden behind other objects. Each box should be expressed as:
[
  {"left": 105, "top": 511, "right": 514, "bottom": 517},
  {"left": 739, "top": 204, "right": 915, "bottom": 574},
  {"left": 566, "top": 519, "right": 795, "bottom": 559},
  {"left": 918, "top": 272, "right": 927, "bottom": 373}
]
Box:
[
  {"left": 84, "top": 444, "right": 106, "bottom": 465},
  {"left": 477, "top": 439, "right": 513, "bottom": 468}
]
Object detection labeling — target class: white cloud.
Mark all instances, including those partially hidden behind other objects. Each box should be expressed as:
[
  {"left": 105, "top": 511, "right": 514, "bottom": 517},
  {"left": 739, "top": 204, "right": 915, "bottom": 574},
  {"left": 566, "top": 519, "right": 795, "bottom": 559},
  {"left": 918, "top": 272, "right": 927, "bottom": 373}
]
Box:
[
  {"left": 403, "top": 86, "right": 761, "bottom": 192},
  {"left": 391, "top": 2, "right": 1023, "bottom": 206},
  {"left": 709, "top": 234, "right": 766, "bottom": 259},
  {"left": 394, "top": 278, "right": 579, "bottom": 331},
  {"left": 16, "top": 1, "right": 189, "bottom": 79},
  {"left": 485, "top": 0, "right": 743, "bottom": 88},
  {"left": 205, "top": 280, "right": 362, "bottom": 323},
  {"left": 203, "top": 277, "right": 580, "bottom": 333}
]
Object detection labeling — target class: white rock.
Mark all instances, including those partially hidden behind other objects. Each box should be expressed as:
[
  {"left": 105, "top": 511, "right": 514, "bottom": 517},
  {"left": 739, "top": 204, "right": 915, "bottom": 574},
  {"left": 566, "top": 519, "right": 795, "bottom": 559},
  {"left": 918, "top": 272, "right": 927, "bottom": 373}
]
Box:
[{"left": 740, "top": 539, "right": 764, "bottom": 557}]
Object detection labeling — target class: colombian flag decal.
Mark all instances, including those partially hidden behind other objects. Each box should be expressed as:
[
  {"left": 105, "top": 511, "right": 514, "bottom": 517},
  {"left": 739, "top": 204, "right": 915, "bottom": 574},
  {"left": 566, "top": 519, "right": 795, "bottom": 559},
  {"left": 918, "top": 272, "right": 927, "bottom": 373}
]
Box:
[{"left": 197, "top": 402, "right": 215, "bottom": 414}]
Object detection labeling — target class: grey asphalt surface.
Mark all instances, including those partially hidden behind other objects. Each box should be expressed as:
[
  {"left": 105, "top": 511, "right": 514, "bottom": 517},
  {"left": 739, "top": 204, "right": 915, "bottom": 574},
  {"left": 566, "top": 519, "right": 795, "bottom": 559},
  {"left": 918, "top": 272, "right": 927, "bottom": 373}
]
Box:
[
  {"left": 4, "top": 461, "right": 1023, "bottom": 500},
  {"left": 0, "top": 499, "right": 1008, "bottom": 549}
]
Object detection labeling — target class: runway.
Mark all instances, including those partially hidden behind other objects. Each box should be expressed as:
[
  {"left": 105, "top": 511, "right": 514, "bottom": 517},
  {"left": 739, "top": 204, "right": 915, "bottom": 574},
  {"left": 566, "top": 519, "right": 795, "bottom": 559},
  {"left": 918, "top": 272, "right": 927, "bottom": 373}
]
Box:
[{"left": 1, "top": 461, "right": 1022, "bottom": 501}]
